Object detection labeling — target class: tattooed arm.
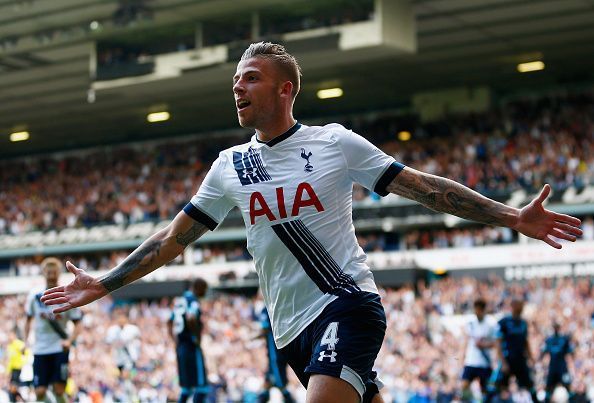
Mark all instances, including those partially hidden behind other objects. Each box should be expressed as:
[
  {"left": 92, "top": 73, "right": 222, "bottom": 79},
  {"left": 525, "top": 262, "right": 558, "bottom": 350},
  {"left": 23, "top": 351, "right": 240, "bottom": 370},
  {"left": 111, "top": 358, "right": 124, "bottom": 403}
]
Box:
[
  {"left": 41, "top": 210, "right": 209, "bottom": 313},
  {"left": 387, "top": 167, "right": 582, "bottom": 248}
]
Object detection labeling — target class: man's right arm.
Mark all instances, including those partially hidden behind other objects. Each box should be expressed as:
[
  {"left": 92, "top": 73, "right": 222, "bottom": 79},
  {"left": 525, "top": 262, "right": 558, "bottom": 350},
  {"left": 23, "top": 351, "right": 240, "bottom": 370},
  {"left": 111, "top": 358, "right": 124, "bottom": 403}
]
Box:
[
  {"left": 100, "top": 211, "right": 208, "bottom": 293},
  {"left": 24, "top": 316, "right": 32, "bottom": 345},
  {"left": 41, "top": 210, "right": 209, "bottom": 312}
]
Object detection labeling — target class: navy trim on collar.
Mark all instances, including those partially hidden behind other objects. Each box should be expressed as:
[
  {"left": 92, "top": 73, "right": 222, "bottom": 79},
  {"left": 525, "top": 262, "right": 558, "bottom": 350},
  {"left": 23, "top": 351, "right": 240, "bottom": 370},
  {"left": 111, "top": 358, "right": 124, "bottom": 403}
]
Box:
[{"left": 256, "top": 122, "right": 301, "bottom": 147}]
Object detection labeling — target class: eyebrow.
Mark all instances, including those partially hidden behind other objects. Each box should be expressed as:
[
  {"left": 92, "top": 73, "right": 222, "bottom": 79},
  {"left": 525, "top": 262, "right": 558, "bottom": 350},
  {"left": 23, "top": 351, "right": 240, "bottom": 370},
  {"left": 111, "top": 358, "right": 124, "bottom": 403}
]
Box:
[{"left": 233, "top": 69, "right": 261, "bottom": 82}]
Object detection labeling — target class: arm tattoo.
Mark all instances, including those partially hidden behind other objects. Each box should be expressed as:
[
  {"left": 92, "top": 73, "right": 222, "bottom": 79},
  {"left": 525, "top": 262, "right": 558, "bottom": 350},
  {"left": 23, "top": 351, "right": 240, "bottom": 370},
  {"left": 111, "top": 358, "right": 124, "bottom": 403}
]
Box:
[
  {"left": 100, "top": 239, "right": 162, "bottom": 293},
  {"left": 386, "top": 169, "right": 516, "bottom": 227},
  {"left": 175, "top": 222, "right": 208, "bottom": 247}
]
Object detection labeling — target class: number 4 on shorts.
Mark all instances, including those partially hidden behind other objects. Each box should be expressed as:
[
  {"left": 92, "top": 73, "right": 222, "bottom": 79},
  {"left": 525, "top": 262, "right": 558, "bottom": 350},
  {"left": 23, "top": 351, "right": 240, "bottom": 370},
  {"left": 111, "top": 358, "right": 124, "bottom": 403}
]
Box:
[{"left": 321, "top": 322, "right": 339, "bottom": 350}]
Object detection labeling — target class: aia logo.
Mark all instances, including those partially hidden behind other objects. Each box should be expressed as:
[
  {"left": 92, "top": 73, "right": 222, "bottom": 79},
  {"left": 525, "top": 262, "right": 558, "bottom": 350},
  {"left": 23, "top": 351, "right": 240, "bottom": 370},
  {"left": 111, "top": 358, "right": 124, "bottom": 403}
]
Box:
[
  {"left": 249, "top": 182, "right": 324, "bottom": 224},
  {"left": 300, "top": 148, "right": 313, "bottom": 172}
]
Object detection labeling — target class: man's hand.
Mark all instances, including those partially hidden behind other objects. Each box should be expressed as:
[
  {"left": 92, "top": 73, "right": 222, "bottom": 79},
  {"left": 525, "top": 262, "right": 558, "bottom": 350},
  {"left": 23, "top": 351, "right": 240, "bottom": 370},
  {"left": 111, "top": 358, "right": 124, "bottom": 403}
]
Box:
[
  {"left": 41, "top": 261, "right": 108, "bottom": 313},
  {"left": 61, "top": 339, "right": 73, "bottom": 351},
  {"left": 512, "top": 184, "right": 582, "bottom": 249}
]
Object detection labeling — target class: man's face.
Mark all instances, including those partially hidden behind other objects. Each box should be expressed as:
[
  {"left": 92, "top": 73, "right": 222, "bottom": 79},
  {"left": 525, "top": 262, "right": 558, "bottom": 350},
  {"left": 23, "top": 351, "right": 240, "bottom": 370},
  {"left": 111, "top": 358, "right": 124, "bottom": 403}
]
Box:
[
  {"left": 44, "top": 265, "right": 60, "bottom": 285},
  {"left": 511, "top": 300, "right": 524, "bottom": 317},
  {"left": 193, "top": 282, "right": 207, "bottom": 298},
  {"left": 474, "top": 305, "right": 485, "bottom": 320},
  {"left": 233, "top": 57, "right": 284, "bottom": 129}
]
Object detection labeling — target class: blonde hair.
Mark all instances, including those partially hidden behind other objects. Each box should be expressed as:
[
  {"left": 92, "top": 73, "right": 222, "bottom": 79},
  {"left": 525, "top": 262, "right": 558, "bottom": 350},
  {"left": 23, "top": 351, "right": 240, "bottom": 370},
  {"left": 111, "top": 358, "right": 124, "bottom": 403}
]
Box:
[
  {"left": 41, "top": 257, "right": 62, "bottom": 273},
  {"left": 241, "top": 41, "right": 302, "bottom": 98}
]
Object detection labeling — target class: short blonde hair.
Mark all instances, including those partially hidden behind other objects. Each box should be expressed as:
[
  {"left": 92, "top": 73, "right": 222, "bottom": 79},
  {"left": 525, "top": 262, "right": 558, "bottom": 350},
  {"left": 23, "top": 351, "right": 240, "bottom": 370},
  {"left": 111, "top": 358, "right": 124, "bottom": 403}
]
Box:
[
  {"left": 41, "top": 257, "right": 62, "bottom": 273},
  {"left": 241, "top": 41, "right": 302, "bottom": 98}
]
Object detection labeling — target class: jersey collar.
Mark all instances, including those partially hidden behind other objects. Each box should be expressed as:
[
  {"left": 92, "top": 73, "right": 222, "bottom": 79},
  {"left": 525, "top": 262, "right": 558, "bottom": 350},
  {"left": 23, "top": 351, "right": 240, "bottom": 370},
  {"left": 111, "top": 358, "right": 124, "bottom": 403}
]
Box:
[{"left": 255, "top": 122, "right": 301, "bottom": 147}]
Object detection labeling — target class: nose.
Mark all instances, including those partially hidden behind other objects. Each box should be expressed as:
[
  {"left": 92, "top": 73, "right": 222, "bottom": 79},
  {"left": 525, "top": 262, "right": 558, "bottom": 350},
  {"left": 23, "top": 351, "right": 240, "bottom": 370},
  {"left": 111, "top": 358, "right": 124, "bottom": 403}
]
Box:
[{"left": 233, "top": 80, "right": 245, "bottom": 95}]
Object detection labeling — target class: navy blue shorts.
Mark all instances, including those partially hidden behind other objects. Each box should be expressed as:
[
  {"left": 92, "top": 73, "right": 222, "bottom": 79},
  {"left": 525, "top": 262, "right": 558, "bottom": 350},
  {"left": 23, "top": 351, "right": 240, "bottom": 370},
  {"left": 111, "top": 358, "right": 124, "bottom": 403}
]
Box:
[
  {"left": 462, "top": 366, "right": 492, "bottom": 388},
  {"left": 546, "top": 370, "right": 571, "bottom": 388},
  {"left": 33, "top": 351, "right": 69, "bottom": 387},
  {"left": 9, "top": 369, "right": 21, "bottom": 384},
  {"left": 279, "top": 291, "right": 386, "bottom": 402},
  {"left": 176, "top": 342, "right": 208, "bottom": 392},
  {"left": 490, "top": 359, "right": 534, "bottom": 390}
]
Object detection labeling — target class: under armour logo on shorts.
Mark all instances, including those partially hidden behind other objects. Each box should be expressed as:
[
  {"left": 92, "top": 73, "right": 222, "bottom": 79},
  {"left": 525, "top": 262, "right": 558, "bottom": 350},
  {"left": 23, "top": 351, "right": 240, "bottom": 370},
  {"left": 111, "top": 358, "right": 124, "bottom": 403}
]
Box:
[{"left": 318, "top": 351, "right": 337, "bottom": 362}]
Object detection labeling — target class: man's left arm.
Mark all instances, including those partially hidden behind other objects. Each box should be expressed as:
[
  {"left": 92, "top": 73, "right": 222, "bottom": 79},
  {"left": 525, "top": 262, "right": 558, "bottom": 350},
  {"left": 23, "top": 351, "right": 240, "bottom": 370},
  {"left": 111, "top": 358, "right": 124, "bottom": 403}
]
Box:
[
  {"left": 386, "top": 167, "right": 582, "bottom": 248},
  {"left": 525, "top": 337, "right": 534, "bottom": 366}
]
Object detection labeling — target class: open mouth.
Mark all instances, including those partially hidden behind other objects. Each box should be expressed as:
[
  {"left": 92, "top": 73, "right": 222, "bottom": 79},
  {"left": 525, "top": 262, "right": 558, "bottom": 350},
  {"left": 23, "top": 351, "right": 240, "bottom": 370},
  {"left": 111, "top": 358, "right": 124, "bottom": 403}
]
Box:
[{"left": 237, "top": 99, "right": 251, "bottom": 111}]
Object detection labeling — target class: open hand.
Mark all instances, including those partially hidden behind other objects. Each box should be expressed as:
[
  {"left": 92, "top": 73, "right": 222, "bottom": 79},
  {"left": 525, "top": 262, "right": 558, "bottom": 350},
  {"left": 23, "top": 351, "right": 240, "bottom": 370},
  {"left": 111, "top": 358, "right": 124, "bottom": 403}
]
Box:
[
  {"left": 513, "top": 184, "right": 582, "bottom": 248},
  {"left": 40, "top": 261, "right": 108, "bottom": 313}
]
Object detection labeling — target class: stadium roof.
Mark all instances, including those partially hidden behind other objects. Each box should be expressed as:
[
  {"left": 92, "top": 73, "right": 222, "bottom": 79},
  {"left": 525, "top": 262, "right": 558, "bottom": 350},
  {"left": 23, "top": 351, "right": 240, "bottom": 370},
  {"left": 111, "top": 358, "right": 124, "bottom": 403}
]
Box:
[{"left": 1, "top": 0, "right": 594, "bottom": 158}]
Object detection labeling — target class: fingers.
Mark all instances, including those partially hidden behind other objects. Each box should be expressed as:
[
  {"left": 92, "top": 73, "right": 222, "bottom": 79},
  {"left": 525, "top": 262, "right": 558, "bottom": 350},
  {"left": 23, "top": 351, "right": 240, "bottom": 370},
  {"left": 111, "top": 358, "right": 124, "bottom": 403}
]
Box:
[
  {"left": 40, "top": 290, "right": 66, "bottom": 304},
  {"left": 543, "top": 236, "right": 562, "bottom": 249},
  {"left": 66, "top": 261, "right": 82, "bottom": 275},
  {"left": 552, "top": 212, "right": 582, "bottom": 227},
  {"left": 535, "top": 184, "right": 551, "bottom": 204},
  {"left": 554, "top": 222, "right": 583, "bottom": 237},
  {"left": 42, "top": 285, "right": 64, "bottom": 295},
  {"left": 51, "top": 304, "right": 73, "bottom": 314},
  {"left": 549, "top": 229, "right": 577, "bottom": 242},
  {"left": 42, "top": 296, "right": 69, "bottom": 306}
]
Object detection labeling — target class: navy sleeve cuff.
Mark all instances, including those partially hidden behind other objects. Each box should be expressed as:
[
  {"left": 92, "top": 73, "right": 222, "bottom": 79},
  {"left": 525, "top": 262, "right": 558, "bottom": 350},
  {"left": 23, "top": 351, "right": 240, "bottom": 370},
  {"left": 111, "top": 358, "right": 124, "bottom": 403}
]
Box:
[
  {"left": 183, "top": 203, "right": 218, "bottom": 231},
  {"left": 373, "top": 161, "right": 405, "bottom": 197}
]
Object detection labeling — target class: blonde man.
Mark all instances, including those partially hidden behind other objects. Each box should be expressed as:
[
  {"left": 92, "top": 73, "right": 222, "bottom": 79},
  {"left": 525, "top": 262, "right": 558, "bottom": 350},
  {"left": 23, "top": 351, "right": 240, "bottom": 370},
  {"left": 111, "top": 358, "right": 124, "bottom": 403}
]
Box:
[
  {"left": 25, "top": 257, "right": 82, "bottom": 403},
  {"left": 42, "top": 42, "right": 582, "bottom": 403}
]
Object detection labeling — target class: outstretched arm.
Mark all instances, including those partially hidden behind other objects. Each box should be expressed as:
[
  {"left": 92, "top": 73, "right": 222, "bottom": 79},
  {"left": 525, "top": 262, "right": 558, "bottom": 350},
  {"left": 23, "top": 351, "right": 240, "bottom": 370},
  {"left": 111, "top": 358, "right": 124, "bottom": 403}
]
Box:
[
  {"left": 387, "top": 167, "right": 582, "bottom": 248},
  {"left": 41, "top": 210, "right": 209, "bottom": 313}
]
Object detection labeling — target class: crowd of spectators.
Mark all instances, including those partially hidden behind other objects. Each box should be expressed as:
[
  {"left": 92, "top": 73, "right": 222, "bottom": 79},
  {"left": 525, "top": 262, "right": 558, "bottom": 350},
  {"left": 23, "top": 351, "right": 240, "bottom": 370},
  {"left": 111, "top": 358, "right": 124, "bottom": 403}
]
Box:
[
  {"left": 1, "top": 92, "right": 594, "bottom": 238},
  {"left": 11, "top": 218, "right": 591, "bottom": 276},
  {"left": 0, "top": 277, "right": 592, "bottom": 402}
]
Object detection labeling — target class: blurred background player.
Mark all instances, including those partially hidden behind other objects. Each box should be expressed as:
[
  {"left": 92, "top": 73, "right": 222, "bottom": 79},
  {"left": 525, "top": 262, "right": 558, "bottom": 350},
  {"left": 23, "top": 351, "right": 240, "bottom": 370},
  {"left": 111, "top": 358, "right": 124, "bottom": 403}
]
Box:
[
  {"left": 540, "top": 322, "right": 574, "bottom": 402},
  {"left": 105, "top": 308, "right": 141, "bottom": 398},
  {"left": 168, "top": 278, "right": 209, "bottom": 403},
  {"left": 257, "top": 306, "right": 294, "bottom": 403},
  {"left": 488, "top": 298, "right": 537, "bottom": 403},
  {"left": 24, "top": 257, "right": 82, "bottom": 403},
  {"left": 5, "top": 327, "right": 27, "bottom": 402},
  {"left": 460, "top": 298, "right": 496, "bottom": 401}
]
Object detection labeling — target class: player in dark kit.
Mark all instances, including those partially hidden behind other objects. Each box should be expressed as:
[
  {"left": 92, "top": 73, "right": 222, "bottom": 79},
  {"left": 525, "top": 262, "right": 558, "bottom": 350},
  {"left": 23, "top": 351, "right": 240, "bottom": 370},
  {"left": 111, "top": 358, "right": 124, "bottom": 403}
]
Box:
[
  {"left": 258, "top": 306, "right": 294, "bottom": 403},
  {"left": 540, "top": 323, "right": 574, "bottom": 402},
  {"left": 488, "top": 299, "right": 537, "bottom": 402},
  {"left": 168, "top": 278, "right": 209, "bottom": 403}
]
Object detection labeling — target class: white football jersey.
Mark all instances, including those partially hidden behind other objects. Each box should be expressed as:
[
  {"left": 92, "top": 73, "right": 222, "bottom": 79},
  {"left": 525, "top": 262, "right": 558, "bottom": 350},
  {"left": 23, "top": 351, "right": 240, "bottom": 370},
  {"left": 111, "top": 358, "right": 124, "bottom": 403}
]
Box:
[
  {"left": 106, "top": 323, "right": 141, "bottom": 368},
  {"left": 464, "top": 315, "right": 497, "bottom": 368},
  {"left": 25, "top": 287, "right": 83, "bottom": 355},
  {"left": 185, "top": 122, "right": 403, "bottom": 347}
]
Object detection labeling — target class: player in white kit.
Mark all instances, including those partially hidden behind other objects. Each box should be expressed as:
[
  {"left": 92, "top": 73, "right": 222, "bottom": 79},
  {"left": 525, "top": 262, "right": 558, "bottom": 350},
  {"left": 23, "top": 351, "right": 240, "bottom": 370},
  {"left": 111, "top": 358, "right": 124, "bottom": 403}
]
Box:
[
  {"left": 25, "top": 257, "right": 82, "bottom": 403},
  {"left": 460, "top": 298, "right": 497, "bottom": 401},
  {"left": 41, "top": 42, "right": 583, "bottom": 403},
  {"left": 106, "top": 309, "right": 141, "bottom": 389}
]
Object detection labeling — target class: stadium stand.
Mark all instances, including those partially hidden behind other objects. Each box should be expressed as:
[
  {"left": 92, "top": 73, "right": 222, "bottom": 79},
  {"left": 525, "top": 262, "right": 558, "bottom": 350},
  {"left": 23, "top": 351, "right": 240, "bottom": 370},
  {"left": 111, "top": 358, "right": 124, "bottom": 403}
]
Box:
[
  {"left": 2, "top": 0, "right": 594, "bottom": 401},
  {"left": 1, "top": 279, "right": 593, "bottom": 401}
]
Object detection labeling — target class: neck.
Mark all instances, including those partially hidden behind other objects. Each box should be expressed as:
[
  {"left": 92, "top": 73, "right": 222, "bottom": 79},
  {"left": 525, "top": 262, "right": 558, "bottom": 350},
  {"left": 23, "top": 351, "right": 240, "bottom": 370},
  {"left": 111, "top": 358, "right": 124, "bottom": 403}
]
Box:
[{"left": 256, "top": 115, "right": 296, "bottom": 143}]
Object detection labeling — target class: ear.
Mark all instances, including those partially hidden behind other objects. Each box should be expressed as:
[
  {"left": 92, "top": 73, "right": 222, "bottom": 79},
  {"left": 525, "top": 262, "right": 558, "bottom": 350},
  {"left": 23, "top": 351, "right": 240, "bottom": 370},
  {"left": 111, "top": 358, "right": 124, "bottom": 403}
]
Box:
[{"left": 279, "top": 80, "right": 293, "bottom": 98}]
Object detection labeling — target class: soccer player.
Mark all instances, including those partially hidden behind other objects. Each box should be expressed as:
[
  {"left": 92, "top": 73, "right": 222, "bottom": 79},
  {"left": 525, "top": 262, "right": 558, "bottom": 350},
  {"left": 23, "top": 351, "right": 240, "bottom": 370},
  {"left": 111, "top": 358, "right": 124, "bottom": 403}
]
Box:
[
  {"left": 257, "top": 306, "right": 294, "bottom": 403},
  {"left": 6, "top": 328, "right": 26, "bottom": 402},
  {"left": 540, "top": 322, "right": 574, "bottom": 402},
  {"left": 167, "top": 278, "right": 209, "bottom": 403},
  {"left": 25, "top": 257, "right": 82, "bottom": 403},
  {"left": 460, "top": 298, "right": 496, "bottom": 401},
  {"left": 489, "top": 298, "right": 538, "bottom": 402},
  {"left": 41, "top": 42, "right": 582, "bottom": 403},
  {"left": 105, "top": 309, "right": 141, "bottom": 396}
]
